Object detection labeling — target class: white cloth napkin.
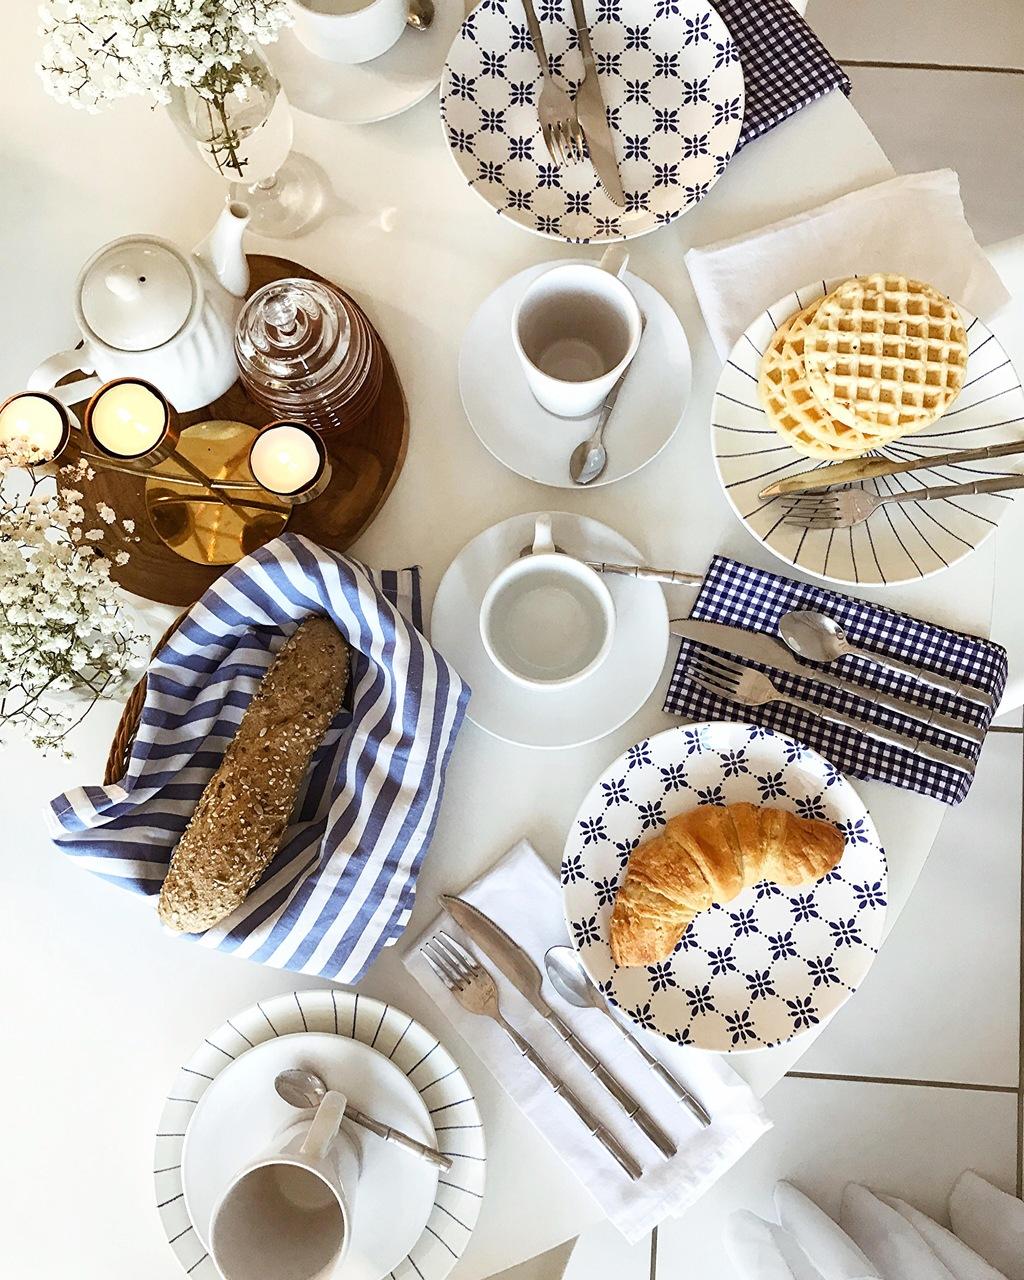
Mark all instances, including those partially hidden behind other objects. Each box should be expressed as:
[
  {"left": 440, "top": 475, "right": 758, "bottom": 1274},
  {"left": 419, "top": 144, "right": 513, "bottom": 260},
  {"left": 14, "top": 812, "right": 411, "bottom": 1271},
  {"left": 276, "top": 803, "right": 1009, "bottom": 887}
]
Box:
[
  {"left": 725, "top": 1211, "right": 830, "bottom": 1280},
  {"left": 684, "top": 169, "right": 1011, "bottom": 360},
  {"left": 878, "top": 1193, "right": 1007, "bottom": 1280},
  {"left": 840, "top": 1185, "right": 959, "bottom": 1280},
  {"left": 950, "top": 1172, "right": 1024, "bottom": 1280},
  {"left": 774, "top": 1183, "right": 879, "bottom": 1279},
  {"left": 401, "top": 839, "right": 771, "bottom": 1243}
]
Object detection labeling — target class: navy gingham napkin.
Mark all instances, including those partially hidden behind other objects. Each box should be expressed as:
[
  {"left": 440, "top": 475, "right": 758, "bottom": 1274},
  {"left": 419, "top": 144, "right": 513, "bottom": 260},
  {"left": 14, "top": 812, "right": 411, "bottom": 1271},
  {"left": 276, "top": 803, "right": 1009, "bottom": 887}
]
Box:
[
  {"left": 664, "top": 557, "right": 1008, "bottom": 805},
  {"left": 714, "top": 0, "right": 852, "bottom": 150}
]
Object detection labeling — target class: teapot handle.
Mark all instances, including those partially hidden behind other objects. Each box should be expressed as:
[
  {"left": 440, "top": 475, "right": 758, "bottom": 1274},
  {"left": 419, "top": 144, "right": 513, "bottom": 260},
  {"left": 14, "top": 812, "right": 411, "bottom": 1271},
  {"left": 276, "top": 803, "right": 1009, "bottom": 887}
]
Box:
[{"left": 28, "top": 351, "right": 102, "bottom": 408}]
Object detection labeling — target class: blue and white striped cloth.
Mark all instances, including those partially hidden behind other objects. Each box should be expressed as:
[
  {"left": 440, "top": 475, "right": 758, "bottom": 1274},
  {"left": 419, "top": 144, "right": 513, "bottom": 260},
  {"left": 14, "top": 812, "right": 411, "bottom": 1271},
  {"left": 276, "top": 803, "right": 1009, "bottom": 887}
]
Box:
[{"left": 48, "top": 534, "right": 470, "bottom": 983}]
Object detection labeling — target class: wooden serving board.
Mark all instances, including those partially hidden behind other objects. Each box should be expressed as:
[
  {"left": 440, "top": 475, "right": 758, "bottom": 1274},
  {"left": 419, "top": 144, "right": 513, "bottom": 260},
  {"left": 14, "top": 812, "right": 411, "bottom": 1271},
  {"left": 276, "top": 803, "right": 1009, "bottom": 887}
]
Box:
[{"left": 57, "top": 254, "right": 409, "bottom": 606}]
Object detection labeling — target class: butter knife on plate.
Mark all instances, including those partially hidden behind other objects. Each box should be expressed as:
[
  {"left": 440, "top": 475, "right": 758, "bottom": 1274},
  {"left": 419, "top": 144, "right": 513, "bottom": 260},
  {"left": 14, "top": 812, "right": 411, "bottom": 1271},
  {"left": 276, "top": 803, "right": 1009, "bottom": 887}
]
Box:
[
  {"left": 568, "top": 0, "right": 626, "bottom": 207},
  {"left": 439, "top": 895, "right": 680, "bottom": 1154},
  {"left": 670, "top": 618, "right": 985, "bottom": 749}
]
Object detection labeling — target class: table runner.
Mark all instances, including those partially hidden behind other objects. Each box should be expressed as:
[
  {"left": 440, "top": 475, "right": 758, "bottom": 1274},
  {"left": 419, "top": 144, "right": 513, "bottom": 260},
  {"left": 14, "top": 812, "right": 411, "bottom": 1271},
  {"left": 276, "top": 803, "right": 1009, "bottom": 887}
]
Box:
[
  {"left": 664, "top": 556, "right": 1007, "bottom": 805},
  {"left": 716, "top": 0, "right": 851, "bottom": 150},
  {"left": 47, "top": 533, "right": 470, "bottom": 982}
]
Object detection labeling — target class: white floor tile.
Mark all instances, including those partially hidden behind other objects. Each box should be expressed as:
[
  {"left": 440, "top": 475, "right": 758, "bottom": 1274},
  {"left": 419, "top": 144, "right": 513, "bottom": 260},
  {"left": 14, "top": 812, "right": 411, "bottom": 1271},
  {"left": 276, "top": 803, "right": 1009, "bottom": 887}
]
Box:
[
  {"left": 655, "top": 1077, "right": 1019, "bottom": 1280},
  {"left": 795, "top": 730, "right": 1022, "bottom": 1086},
  {"left": 491, "top": 1239, "right": 582, "bottom": 1280},
  {"left": 836, "top": 66, "right": 1024, "bottom": 245},
  {"left": 808, "top": 0, "right": 1024, "bottom": 70}
]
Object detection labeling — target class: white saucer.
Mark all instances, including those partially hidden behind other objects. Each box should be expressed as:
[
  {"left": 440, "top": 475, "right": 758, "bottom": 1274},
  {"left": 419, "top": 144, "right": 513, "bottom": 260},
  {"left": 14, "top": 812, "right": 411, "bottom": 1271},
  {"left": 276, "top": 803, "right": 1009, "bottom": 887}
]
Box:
[
  {"left": 182, "top": 1033, "right": 438, "bottom": 1280},
  {"left": 430, "top": 512, "right": 669, "bottom": 749},
  {"left": 269, "top": 7, "right": 464, "bottom": 125},
  {"left": 459, "top": 263, "right": 691, "bottom": 488}
]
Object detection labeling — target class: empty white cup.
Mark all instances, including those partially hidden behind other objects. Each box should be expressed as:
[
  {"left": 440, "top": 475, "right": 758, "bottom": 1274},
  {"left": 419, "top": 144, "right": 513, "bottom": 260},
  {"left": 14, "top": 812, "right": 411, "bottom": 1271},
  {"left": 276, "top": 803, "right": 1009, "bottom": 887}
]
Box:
[
  {"left": 480, "top": 515, "right": 615, "bottom": 689},
  {"left": 210, "top": 1090, "right": 361, "bottom": 1280},
  {"left": 512, "top": 248, "right": 642, "bottom": 418},
  {"left": 289, "top": 0, "right": 408, "bottom": 64}
]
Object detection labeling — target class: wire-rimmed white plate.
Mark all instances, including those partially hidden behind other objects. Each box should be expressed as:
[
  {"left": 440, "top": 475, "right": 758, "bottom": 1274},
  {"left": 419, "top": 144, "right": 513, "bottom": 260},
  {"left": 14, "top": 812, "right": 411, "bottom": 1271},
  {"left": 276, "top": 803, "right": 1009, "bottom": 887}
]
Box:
[
  {"left": 561, "top": 722, "right": 887, "bottom": 1052},
  {"left": 154, "top": 991, "right": 485, "bottom": 1280},
  {"left": 712, "top": 280, "right": 1024, "bottom": 587},
  {"left": 440, "top": 0, "right": 744, "bottom": 243}
]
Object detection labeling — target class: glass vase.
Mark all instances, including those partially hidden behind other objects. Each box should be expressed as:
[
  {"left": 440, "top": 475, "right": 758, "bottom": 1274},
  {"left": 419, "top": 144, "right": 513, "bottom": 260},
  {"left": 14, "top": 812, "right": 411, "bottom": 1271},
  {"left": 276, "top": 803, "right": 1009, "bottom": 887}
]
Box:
[{"left": 166, "top": 46, "right": 328, "bottom": 240}]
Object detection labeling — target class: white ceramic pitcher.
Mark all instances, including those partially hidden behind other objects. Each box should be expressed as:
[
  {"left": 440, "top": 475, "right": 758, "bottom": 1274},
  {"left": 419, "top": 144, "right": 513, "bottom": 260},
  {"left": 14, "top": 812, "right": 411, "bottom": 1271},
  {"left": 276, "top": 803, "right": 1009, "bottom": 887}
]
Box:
[{"left": 29, "top": 199, "right": 251, "bottom": 412}]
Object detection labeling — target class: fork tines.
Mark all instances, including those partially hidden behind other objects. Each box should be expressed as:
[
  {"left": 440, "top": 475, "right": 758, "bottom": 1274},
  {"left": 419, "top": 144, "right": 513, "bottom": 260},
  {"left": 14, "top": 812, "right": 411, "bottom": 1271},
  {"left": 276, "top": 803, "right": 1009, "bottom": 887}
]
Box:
[
  {"left": 421, "top": 930, "right": 477, "bottom": 988},
  {"left": 779, "top": 493, "right": 844, "bottom": 529},
  {"left": 686, "top": 651, "right": 745, "bottom": 700}
]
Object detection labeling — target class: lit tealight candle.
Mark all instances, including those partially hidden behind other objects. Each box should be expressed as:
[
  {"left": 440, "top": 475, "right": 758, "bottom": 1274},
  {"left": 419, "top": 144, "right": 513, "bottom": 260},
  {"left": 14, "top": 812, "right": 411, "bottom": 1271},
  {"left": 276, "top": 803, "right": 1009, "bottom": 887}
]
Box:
[
  {"left": 87, "top": 379, "right": 169, "bottom": 460},
  {"left": 0, "top": 392, "right": 71, "bottom": 461},
  {"left": 248, "top": 422, "right": 330, "bottom": 504}
]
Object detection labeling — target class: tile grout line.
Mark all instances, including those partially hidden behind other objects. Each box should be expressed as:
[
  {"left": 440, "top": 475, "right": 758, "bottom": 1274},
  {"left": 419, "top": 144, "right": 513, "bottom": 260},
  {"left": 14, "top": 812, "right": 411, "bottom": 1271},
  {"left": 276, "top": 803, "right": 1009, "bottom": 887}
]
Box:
[
  {"left": 838, "top": 58, "right": 1024, "bottom": 75},
  {"left": 787, "top": 1070, "right": 1018, "bottom": 1094},
  {"left": 649, "top": 1226, "right": 658, "bottom": 1280},
  {"left": 1017, "top": 730, "right": 1023, "bottom": 1198}
]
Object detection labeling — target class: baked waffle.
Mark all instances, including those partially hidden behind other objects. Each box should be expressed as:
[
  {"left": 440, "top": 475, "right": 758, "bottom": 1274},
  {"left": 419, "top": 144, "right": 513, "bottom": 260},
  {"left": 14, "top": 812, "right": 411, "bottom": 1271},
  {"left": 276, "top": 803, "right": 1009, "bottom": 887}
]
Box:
[
  {"left": 802, "top": 274, "right": 968, "bottom": 435},
  {"left": 758, "top": 303, "right": 892, "bottom": 461}
]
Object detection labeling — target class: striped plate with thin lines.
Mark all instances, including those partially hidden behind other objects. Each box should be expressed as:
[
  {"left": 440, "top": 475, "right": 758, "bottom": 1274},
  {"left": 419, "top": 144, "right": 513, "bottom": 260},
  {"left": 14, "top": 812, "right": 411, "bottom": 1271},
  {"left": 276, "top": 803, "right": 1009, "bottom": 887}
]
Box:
[
  {"left": 153, "top": 990, "right": 485, "bottom": 1280},
  {"left": 711, "top": 280, "right": 1024, "bottom": 587}
]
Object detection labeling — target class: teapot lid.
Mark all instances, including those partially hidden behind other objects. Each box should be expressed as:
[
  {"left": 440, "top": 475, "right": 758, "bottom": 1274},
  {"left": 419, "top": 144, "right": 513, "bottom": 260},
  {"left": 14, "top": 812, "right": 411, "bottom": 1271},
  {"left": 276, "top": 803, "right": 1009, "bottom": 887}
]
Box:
[{"left": 79, "top": 238, "right": 196, "bottom": 353}]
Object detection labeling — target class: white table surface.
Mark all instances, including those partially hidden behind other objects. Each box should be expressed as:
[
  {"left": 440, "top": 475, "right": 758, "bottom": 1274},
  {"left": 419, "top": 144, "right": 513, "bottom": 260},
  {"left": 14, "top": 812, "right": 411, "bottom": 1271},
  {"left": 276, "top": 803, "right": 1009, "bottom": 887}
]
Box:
[{"left": 2, "top": 5, "right": 1020, "bottom": 1277}]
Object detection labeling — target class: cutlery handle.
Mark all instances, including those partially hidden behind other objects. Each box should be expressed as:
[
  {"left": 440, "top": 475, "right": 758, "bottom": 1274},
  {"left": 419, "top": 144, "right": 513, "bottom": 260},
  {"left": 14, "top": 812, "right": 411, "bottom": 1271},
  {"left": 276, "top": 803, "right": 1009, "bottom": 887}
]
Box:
[
  {"left": 518, "top": 0, "right": 551, "bottom": 73},
  {"left": 846, "top": 643, "right": 995, "bottom": 710},
  {"left": 605, "top": 1015, "right": 711, "bottom": 1126},
  {"left": 568, "top": 0, "right": 596, "bottom": 63},
  {"left": 345, "top": 1108, "right": 453, "bottom": 1171},
  {"left": 781, "top": 691, "right": 977, "bottom": 775},
  {"left": 588, "top": 562, "right": 704, "bottom": 587},
  {"left": 496, "top": 1014, "right": 643, "bottom": 1180},
  {"left": 546, "top": 1010, "right": 678, "bottom": 1158},
  {"left": 885, "top": 474, "right": 1024, "bottom": 504}
]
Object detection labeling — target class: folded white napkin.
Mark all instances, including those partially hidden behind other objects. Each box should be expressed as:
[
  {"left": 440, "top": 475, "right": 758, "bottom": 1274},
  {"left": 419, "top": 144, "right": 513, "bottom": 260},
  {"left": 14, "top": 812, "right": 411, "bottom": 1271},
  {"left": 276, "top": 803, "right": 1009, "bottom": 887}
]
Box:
[
  {"left": 774, "top": 1183, "right": 879, "bottom": 1279},
  {"left": 878, "top": 1193, "right": 1007, "bottom": 1280},
  {"left": 402, "top": 839, "right": 771, "bottom": 1243},
  {"left": 685, "top": 169, "right": 1011, "bottom": 359},
  {"left": 841, "top": 1185, "right": 959, "bottom": 1280},
  {"left": 949, "top": 1172, "right": 1024, "bottom": 1280},
  {"left": 725, "top": 1211, "right": 830, "bottom": 1280}
]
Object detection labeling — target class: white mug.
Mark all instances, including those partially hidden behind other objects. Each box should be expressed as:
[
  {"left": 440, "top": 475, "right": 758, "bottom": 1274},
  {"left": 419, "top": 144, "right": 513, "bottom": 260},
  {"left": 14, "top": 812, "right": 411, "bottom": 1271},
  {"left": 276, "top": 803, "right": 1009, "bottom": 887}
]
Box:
[
  {"left": 210, "top": 1089, "right": 362, "bottom": 1280},
  {"left": 289, "top": 0, "right": 408, "bottom": 64},
  {"left": 480, "top": 515, "right": 615, "bottom": 689},
  {"left": 512, "top": 248, "right": 642, "bottom": 418}
]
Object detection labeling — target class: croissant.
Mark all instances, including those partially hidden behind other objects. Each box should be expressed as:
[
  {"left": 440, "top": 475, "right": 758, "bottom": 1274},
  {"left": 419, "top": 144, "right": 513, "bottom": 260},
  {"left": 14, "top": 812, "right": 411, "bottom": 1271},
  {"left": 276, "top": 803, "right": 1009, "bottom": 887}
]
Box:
[{"left": 610, "top": 802, "right": 845, "bottom": 967}]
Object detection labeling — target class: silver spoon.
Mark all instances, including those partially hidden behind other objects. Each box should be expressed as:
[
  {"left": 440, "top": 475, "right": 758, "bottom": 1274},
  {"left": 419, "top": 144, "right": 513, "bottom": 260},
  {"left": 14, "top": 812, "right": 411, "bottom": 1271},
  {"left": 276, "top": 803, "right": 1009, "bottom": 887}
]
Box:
[
  {"left": 275, "top": 1068, "right": 452, "bottom": 1170},
  {"left": 569, "top": 313, "right": 647, "bottom": 486},
  {"left": 778, "top": 609, "right": 994, "bottom": 709},
  {"left": 406, "top": 0, "right": 434, "bottom": 30},
  {"left": 517, "top": 543, "right": 702, "bottom": 587},
  {"left": 543, "top": 946, "right": 711, "bottom": 1127}
]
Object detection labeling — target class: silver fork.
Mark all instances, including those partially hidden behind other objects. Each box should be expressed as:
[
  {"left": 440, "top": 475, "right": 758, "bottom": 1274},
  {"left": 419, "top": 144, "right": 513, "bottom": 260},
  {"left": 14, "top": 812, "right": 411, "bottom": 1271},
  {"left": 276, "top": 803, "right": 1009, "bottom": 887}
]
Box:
[
  {"left": 686, "top": 652, "right": 976, "bottom": 776},
  {"left": 519, "top": 0, "right": 585, "bottom": 166},
  {"left": 421, "top": 932, "right": 643, "bottom": 1180},
  {"left": 781, "top": 475, "right": 1024, "bottom": 530}
]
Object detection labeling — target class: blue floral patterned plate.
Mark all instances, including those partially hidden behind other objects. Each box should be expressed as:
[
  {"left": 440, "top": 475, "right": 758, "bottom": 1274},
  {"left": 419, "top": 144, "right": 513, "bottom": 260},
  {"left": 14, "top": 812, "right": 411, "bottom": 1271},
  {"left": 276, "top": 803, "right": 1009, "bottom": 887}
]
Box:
[
  {"left": 440, "top": 0, "right": 745, "bottom": 243},
  {"left": 561, "top": 721, "right": 887, "bottom": 1051}
]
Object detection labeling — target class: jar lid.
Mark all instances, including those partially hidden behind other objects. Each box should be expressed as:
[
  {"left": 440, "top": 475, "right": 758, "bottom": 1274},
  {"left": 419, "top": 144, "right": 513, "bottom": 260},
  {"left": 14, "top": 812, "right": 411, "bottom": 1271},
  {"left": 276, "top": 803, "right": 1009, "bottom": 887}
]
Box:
[
  {"left": 234, "top": 279, "right": 353, "bottom": 397},
  {"left": 79, "top": 238, "right": 195, "bottom": 352}
]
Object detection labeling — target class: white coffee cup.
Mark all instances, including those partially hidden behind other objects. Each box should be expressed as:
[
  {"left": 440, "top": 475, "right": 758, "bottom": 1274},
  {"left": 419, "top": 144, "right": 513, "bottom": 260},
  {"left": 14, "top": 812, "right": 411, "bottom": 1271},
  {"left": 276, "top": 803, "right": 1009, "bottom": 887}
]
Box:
[
  {"left": 289, "top": 0, "right": 408, "bottom": 64},
  {"left": 512, "top": 248, "right": 642, "bottom": 418},
  {"left": 480, "top": 515, "right": 615, "bottom": 689},
  {"left": 210, "top": 1089, "right": 362, "bottom": 1280}
]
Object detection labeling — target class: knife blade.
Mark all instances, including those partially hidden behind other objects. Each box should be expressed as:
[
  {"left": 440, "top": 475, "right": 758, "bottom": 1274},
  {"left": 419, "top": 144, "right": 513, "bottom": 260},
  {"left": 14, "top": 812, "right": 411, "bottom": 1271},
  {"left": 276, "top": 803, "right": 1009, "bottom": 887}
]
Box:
[
  {"left": 568, "top": 0, "right": 626, "bottom": 207},
  {"left": 439, "top": 895, "right": 678, "bottom": 1157},
  {"left": 670, "top": 618, "right": 984, "bottom": 746}
]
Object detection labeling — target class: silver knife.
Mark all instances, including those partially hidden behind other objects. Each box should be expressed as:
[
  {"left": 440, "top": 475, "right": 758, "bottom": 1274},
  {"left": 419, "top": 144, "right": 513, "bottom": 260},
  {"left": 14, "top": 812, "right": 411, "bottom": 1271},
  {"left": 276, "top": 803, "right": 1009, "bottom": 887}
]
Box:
[
  {"left": 568, "top": 0, "right": 626, "bottom": 207},
  {"left": 439, "top": 895, "right": 678, "bottom": 1158},
  {"left": 670, "top": 618, "right": 985, "bottom": 747}
]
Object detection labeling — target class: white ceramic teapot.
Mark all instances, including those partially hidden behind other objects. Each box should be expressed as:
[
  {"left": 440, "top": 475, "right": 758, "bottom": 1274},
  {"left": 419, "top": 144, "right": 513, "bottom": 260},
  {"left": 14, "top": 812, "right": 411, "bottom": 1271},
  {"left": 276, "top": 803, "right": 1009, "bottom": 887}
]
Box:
[{"left": 30, "top": 200, "right": 251, "bottom": 412}]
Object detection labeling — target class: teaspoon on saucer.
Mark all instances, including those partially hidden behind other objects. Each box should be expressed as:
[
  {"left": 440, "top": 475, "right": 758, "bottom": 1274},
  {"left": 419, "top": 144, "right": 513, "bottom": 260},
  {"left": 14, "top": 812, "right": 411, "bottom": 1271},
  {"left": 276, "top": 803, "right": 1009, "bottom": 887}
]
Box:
[
  {"left": 517, "top": 543, "right": 702, "bottom": 587},
  {"left": 275, "top": 1068, "right": 452, "bottom": 1171},
  {"left": 544, "top": 946, "right": 711, "bottom": 1127},
  {"left": 570, "top": 314, "right": 648, "bottom": 486},
  {"left": 406, "top": 0, "right": 434, "bottom": 30}
]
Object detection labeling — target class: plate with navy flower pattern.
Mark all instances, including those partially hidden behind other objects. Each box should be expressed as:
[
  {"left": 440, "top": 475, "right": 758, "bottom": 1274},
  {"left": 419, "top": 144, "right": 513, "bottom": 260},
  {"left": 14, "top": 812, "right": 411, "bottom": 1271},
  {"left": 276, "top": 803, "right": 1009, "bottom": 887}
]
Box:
[
  {"left": 440, "top": 0, "right": 745, "bottom": 243},
  {"left": 561, "top": 721, "right": 887, "bottom": 1051}
]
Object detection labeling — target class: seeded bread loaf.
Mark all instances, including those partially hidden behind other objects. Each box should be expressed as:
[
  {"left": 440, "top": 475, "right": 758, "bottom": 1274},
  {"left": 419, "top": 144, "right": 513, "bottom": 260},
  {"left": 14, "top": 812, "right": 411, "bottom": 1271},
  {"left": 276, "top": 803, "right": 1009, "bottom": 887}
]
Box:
[{"left": 157, "top": 615, "right": 349, "bottom": 934}]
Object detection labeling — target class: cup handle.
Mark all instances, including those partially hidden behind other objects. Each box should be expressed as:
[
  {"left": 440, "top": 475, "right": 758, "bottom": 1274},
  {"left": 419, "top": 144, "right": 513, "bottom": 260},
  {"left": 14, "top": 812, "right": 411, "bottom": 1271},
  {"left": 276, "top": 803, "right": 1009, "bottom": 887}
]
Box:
[
  {"left": 532, "top": 513, "right": 556, "bottom": 555},
  {"left": 299, "top": 1089, "right": 347, "bottom": 1163},
  {"left": 28, "top": 350, "right": 92, "bottom": 393},
  {"left": 598, "top": 246, "right": 629, "bottom": 279}
]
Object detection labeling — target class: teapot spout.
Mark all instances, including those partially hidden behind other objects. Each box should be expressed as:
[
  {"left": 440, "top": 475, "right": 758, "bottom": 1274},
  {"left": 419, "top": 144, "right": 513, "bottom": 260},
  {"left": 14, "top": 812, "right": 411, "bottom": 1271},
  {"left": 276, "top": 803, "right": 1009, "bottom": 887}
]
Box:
[{"left": 195, "top": 198, "right": 251, "bottom": 298}]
